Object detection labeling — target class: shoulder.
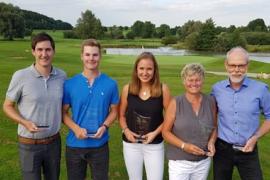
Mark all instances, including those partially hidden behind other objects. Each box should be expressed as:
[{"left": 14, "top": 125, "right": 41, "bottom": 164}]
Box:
[
  {"left": 174, "top": 94, "right": 184, "bottom": 102},
  {"left": 248, "top": 78, "right": 269, "bottom": 89},
  {"left": 54, "top": 67, "right": 67, "bottom": 78},
  {"left": 122, "top": 84, "right": 129, "bottom": 92},
  {"left": 162, "top": 83, "right": 170, "bottom": 92},
  {"left": 11, "top": 66, "right": 31, "bottom": 81},
  {"left": 212, "top": 79, "right": 227, "bottom": 89},
  {"left": 100, "top": 73, "right": 117, "bottom": 85},
  {"left": 203, "top": 93, "right": 216, "bottom": 105},
  {"left": 64, "top": 74, "right": 81, "bottom": 85}
]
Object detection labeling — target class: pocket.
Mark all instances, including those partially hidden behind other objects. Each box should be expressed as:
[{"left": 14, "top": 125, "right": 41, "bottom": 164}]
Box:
[{"left": 19, "top": 144, "right": 35, "bottom": 172}]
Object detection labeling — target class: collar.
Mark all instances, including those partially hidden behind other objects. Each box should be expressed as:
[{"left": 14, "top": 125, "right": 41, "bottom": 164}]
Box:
[
  {"left": 225, "top": 76, "right": 249, "bottom": 88},
  {"left": 30, "top": 64, "right": 57, "bottom": 77}
]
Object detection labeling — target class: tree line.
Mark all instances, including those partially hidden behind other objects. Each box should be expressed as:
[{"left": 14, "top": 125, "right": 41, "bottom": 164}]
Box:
[
  {"left": 1, "top": 2, "right": 270, "bottom": 52},
  {"left": 67, "top": 10, "right": 270, "bottom": 52},
  {"left": 0, "top": 2, "right": 73, "bottom": 40}
]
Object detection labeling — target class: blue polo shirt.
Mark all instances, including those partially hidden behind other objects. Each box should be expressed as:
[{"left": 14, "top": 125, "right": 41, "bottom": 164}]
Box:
[
  {"left": 211, "top": 77, "right": 270, "bottom": 145},
  {"left": 63, "top": 73, "right": 119, "bottom": 148}
]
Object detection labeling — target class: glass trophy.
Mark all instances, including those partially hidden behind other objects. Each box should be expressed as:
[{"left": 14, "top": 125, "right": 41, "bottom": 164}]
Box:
[
  {"left": 192, "top": 119, "right": 214, "bottom": 154},
  {"left": 133, "top": 111, "right": 151, "bottom": 142}
]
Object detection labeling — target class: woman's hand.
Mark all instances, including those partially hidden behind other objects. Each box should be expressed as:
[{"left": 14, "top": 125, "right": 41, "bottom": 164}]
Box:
[
  {"left": 183, "top": 143, "right": 205, "bottom": 156},
  {"left": 142, "top": 131, "right": 157, "bottom": 144},
  {"left": 206, "top": 141, "right": 216, "bottom": 157},
  {"left": 124, "top": 128, "right": 140, "bottom": 143}
]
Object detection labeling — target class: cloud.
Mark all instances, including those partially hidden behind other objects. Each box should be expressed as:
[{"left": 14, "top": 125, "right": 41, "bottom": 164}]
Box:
[{"left": 2, "top": 0, "right": 270, "bottom": 27}]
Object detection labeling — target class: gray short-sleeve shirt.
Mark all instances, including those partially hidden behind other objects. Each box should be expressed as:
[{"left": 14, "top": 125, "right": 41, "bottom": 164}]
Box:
[{"left": 6, "top": 64, "right": 66, "bottom": 138}]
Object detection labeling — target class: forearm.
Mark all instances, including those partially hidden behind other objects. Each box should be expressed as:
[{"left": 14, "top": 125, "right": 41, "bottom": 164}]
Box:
[
  {"left": 3, "top": 102, "right": 27, "bottom": 125},
  {"left": 254, "top": 120, "right": 270, "bottom": 139},
  {"left": 63, "top": 113, "right": 81, "bottom": 132},
  {"left": 103, "top": 106, "right": 118, "bottom": 127},
  {"left": 208, "top": 128, "right": 218, "bottom": 144},
  {"left": 162, "top": 130, "right": 185, "bottom": 149},
  {"left": 119, "top": 116, "right": 128, "bottom": 130}
]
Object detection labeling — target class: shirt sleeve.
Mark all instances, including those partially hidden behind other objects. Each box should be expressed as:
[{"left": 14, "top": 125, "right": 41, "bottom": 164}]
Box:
[
  {"left": 6, "top": 71, "right": 23, "bottom": 102},
  {"left": 260, "top": 85, "right": 270, "bottom": 120},
  {"left": 110, "top": 81, "right": 119, "bottom": 105},
  {"left": 62, "top": 80, "right": 71, "bottom": 105}
]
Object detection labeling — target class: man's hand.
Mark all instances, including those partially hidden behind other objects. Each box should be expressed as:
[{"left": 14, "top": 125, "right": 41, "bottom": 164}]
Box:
[
  {"left": 74, "top": 127, "right": 87, "bottom": 139},
  {"left": 90, "top": 125, "right": 107, "bottom": 139},
  {"left": 242, "top": 135, "right": 258, "bottom": 152},
  {"left": 23, "top": 121, "right": 40, "bottom": 133}
]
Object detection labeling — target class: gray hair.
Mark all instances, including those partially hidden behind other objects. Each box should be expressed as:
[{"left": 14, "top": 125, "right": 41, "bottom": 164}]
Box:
[
  {"left": 181, "top": 63, "right": 205, "bottom": 80},
  {"left": 226, "top": 46, "right": 249, "bottom": 62}
]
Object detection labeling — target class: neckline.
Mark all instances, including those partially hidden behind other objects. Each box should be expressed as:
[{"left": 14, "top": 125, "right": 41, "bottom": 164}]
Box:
[{"left": 184, "top": 93, "right": 204, "bottom": 117}]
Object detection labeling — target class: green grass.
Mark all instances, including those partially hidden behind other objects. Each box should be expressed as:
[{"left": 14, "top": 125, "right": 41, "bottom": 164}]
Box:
[{"left": 1, "top": 38, "right": 270, "bottom": 180}]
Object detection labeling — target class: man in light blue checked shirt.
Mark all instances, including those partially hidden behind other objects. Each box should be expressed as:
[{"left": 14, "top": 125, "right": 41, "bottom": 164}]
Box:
[{"left": 211, "top": 46, "right": 270, "bottom": 180}]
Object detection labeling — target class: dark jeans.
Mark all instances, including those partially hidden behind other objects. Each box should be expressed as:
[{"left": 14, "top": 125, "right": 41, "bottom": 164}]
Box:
[
  {"left": 66, "top": 142, "right": 109, "bottom": 180},
  {"left": 19, "top": 136, "right": 61, "bottom": 180},
  {"left": 213, "top": 138, "right": 263, "bottom": 180}
]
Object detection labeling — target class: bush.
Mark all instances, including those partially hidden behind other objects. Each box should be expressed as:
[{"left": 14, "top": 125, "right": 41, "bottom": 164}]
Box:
[
  {"left": 63, "top": 30, "right": 78, "bottom": 39},
  {"left": 184, "top": 32, "right": 199, "bottom": 50},
  {"left": 242, "top": 32, "right": 270, "bottom": 45},
  {"left": 161, "top": 36, "right": 178, "bottom": 45},
  {"left": 214, "top": 31, "right": 246, "bottom": 52},
  {"left": 125, "top": 31, "right": 135, "bottom": 39}
]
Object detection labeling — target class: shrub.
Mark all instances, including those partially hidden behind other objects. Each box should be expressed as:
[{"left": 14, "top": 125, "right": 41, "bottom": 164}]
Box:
[
  {"left": 63, "top": 30, "right": 78, "bottom": 39},
  {"left": 161, "top": 36, "right": 178, "bottom": 45}
]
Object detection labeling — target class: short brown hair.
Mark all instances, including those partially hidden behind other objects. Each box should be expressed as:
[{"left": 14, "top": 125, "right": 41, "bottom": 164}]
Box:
[
  {"left": 81, "top": 39, "right": 101, "bottom": 54},
  {"left": 31, "top": 32, "right": 55, "bottom": 50}
]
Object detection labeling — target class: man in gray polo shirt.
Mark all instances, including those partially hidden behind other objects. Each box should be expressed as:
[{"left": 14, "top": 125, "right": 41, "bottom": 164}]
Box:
[{"left": 3, "top": 32, "right": 66, "bottom": 180}]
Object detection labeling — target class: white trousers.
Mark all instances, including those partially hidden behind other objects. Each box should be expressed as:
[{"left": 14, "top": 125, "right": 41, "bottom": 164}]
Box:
[
  {"left": 123, "top": 141, "right": 164, "bottom": 180},
  {"left": 169, "top": 157, "right": 211, "bottom": 180}
]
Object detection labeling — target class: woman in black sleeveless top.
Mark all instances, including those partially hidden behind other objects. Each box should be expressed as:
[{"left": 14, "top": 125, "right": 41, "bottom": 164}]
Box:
[{"left": 119, "top": 52, "right": 171, "bottom": 180}]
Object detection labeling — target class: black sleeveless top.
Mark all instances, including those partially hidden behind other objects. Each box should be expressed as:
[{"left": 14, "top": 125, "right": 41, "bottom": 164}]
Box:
[{"left": 122, "top": 92, "right": 164, "bottom": 144}]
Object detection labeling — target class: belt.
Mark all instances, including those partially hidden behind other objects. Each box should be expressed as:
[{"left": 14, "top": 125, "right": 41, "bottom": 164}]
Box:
[
  {"left": 216, "top": 138, "right": 233, "bottom": 148},
  {"left": 18, "top": 133, "right": 59, "bottom": 145}
]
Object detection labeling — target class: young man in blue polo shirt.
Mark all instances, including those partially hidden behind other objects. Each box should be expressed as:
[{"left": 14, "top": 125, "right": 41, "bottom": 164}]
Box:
[
  {"left": 211, "top": 47, "right": 270, "bottom": 180},
  {"left": 62, "top": 39, "right": 119, "bottom": 180}
]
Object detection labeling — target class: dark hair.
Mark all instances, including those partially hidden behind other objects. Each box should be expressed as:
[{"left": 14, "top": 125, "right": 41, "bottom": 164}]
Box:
[
  {"left": 129, "top": 52, "right": 162, "bottom": 97},
  {"left": 31, "top": 32, "right": 55, "bottom": 50},
  {"left": 81, "top": 39, "right": 101, "bottom": 54}
]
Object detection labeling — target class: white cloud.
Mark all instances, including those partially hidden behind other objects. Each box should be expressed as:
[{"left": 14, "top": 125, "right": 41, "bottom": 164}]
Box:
[{"left": 2, "top": 0, "right": 270, "bottom": 27}]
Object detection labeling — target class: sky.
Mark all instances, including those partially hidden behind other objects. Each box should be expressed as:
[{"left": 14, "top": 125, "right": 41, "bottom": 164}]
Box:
[{"left": 2, "top": 0, "right": 270, "bottom": 28}]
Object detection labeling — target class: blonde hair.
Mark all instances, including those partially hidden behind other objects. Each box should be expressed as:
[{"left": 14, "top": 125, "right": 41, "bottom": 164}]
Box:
[
  {"left": 181, "top": 63, "right": 205, "bottom": 80},
  {"left": 81, "top": 39, "right": 101, "bottom": 54},
  {"left": 129, "top": 52, "right": 162, "bottom": 97}
]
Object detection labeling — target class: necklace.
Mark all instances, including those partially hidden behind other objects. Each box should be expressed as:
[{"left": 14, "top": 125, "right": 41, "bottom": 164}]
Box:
[{"left": 143, "top": 91, "right": 147, "bottom": 96}]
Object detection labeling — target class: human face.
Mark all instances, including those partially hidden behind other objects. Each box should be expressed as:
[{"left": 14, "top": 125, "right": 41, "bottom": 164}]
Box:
[
  {"left": 81, "top": 46, "right": 101, "bottom": 71},
  {"left": 32, "top": 40, "right": 54, "bottom": 68},
  {"left": 225, "top": 52, "right": 248, "bottom": 84},
  {"left": 136, "top": 58, "right": 154, "bottom": 84},
  {"left": 183, "top": 73, "right": 203, "bottom": 95}
]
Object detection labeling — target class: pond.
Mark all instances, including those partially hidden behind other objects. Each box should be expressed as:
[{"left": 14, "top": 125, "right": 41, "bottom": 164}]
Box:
[{"left": 105, "top": 47, "right": 270, "bottom": 63}]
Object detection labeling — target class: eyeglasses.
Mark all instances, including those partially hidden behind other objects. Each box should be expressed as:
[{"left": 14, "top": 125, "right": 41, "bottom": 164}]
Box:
[{"left": 226, "top": 63, "right": 248, "bottom": 70}]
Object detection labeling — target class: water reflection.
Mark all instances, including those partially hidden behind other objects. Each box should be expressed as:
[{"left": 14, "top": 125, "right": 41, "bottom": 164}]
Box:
[{"left": 105, "top": 47, "right": 270, "bottom": 63}]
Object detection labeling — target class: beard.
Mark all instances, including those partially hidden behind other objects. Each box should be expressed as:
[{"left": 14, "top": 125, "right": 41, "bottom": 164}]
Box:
[{"left": 228, "top": 74, "right": 245, "bottom": 83}]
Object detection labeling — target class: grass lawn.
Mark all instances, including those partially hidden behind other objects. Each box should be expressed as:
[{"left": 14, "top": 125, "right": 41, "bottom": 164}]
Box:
[{"left": 0, "top": 38, "right": 270, "bottom": 180}]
